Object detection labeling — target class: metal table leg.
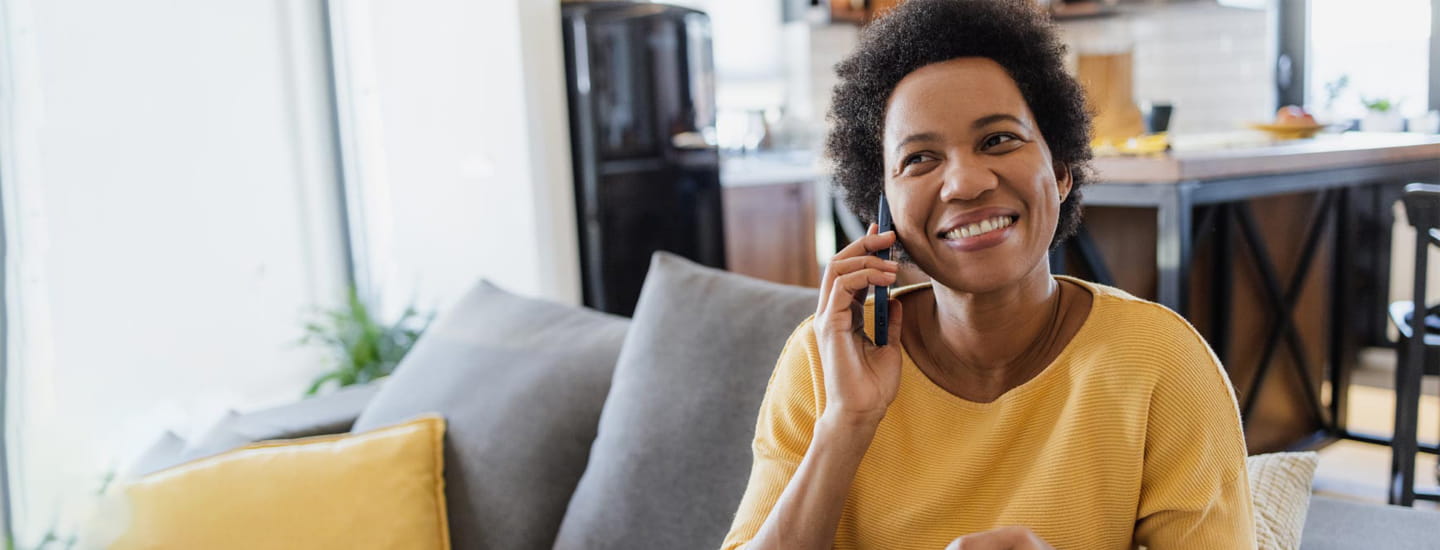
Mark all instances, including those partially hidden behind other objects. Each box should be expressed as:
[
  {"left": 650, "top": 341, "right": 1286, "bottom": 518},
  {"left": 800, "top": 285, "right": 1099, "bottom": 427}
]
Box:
[{"left": 1155, "top": 183, "right": 1196, "bottom": 313}]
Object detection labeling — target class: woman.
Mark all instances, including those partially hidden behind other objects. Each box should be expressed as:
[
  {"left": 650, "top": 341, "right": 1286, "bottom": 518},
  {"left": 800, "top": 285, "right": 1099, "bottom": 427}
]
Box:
[{"left": 720, "top": 1, "right": 1255, "bottom": 549}]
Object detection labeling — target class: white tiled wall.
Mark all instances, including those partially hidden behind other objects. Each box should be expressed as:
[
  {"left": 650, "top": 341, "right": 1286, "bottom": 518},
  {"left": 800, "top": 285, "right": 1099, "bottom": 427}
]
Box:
[
  {"left": 1060, "top": 4, "right": 1276, "bottom": 135},
  {"left": 805, "top": 24, "right": 860, "bottom": 128},
  {"left": 799, "top": 4, "right": 1276, "bottom": 138}
]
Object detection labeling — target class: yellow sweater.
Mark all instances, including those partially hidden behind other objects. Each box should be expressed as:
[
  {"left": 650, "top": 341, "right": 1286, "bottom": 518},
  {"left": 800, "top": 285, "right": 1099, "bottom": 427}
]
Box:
[{"left": 721, "top": 277, "right": 1255, "bottom": 550}]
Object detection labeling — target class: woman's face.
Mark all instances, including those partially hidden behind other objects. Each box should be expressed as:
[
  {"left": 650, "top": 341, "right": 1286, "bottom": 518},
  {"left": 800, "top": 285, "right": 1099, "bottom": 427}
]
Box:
[{"left": 881, "top": 57, "right": 1072, "bottom": 294}]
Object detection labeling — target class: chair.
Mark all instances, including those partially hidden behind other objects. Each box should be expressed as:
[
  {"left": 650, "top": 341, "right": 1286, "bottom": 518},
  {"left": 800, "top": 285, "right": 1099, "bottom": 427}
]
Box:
[{"left": 1385, "top": 182, "right": 1440, "bottom": 506}]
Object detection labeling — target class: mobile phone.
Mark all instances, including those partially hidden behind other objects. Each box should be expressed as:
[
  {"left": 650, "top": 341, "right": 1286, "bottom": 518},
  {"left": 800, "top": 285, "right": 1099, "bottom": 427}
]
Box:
[{"left": 874, "top": 194, "right": 893, "bottom": 346}]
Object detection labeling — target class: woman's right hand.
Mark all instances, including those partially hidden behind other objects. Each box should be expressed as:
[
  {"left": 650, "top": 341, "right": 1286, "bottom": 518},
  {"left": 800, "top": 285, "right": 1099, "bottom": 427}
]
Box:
[{"left": 813, "top": 223, "right": 905, "bottom": 428}]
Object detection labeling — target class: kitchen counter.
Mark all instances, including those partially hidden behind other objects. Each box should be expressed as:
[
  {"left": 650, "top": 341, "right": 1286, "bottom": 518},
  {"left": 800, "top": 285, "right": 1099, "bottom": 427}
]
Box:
[
  {"left": 1071, "top": 131, "right": 1440, "bottom": 454},
  {"left": 719, "top": 151, "right": 824, "bottom": 187},
  {"left": 719, "top": 133, "right": 1440, "bottom": 186},
  {"left": 1091, "top": 132, "right": 1440, "bottom": 184}
]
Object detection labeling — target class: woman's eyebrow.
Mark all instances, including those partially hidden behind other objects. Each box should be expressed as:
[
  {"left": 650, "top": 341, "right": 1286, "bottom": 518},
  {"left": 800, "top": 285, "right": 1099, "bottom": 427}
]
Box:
[
  {"left": 893, "top": 131, "right": 942, "bottom": 155},
  {"left": 891, "top": 113, "right": 1030, "bottom": 155},
  {"left": 971, "top": 113, "right": 1029, "bottom": 130}
]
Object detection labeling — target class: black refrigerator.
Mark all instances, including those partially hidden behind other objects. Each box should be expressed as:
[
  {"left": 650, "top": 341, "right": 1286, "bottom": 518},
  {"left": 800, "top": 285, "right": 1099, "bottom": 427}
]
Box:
[{"left": 561, "top": 1, "right": 726, "bottom": 316}]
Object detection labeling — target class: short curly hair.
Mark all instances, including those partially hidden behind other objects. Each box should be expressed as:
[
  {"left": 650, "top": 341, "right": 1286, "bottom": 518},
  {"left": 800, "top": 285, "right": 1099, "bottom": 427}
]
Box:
[{"left": 825, "top": 0, "right": 1093, "bottom": 251}]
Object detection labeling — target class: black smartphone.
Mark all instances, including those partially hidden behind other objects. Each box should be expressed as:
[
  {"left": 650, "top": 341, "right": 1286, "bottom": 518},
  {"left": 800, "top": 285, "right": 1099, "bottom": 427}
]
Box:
[{"left": 874, "top": 194, "right": 893, "bottom": 346}]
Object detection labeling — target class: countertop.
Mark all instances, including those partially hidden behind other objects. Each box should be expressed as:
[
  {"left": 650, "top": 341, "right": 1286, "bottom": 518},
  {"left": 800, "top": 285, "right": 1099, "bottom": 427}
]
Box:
[
  {"left": 718, "top": 133, "right": 1440, "bottom": 187},
  {"left": 720, "top": 151, "right": 824, "bottom": 187},
  {"left": 1091, "top": 132, "right": 1440, "bottom": 184}
]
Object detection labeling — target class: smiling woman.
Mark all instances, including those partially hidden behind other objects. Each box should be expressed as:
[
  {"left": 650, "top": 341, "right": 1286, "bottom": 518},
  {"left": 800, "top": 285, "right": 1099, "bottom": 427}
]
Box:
[
  {"left": 720, "top": 1, "right": 1256, "bottom": 549},
  {"left": 827, "top": 0, "right": 1093, "bottom": 258},
  {"left": 882, "top": 58, "right": 1072, "bottom": 294}
]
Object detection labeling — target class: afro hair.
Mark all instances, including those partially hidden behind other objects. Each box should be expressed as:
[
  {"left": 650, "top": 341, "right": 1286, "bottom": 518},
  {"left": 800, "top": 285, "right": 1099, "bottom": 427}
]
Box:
[{"left": 825, "top": 0, "right": 1093, "bottom": 251}]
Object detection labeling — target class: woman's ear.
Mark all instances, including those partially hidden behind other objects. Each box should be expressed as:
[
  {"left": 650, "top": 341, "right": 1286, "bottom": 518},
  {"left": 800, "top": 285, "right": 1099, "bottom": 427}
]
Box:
[{"left": 1053, "top": 161, "right": 1073, "bottom": 202}]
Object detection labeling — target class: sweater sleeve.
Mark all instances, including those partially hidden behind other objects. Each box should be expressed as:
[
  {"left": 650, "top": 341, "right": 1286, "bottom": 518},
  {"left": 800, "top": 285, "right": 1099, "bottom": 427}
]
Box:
[
  {"left": 1133, "top": 310, "right": 1257, "bottom": 549},
  {"left": 719, "top": 317, "right": 825, "bottom": 550}
]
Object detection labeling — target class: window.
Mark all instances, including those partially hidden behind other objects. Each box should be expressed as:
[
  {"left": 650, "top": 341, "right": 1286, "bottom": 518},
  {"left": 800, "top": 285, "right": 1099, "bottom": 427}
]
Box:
[
  {"left": 0, "top": 0, "right": 350, "bottom": 543},
  {"left": 1307, "top": 0, "right": 1432, "bottom": 119}
]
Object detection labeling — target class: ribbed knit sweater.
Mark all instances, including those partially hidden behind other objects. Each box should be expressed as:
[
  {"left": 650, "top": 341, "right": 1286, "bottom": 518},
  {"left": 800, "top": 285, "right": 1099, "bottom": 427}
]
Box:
[{"left": 720, "top": 276, "right": 1256, "bottom": 549}]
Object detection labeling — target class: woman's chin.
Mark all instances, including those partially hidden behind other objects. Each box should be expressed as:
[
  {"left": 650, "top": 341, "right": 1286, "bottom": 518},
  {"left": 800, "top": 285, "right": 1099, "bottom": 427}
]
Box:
[
  {"left": 917, "top": 246, "right": 1038, "bottom": 294},
  {"left": 928, "top": 266, "right": 1027, "bottom": 295}
]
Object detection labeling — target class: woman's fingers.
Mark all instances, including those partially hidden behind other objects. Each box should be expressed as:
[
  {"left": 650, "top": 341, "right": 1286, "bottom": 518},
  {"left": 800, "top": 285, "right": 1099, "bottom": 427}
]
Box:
[
  {"left": 820, "top": 268, "right": 897, "bottom": 335},
  {"left": 829, "top": 255, "right": 900, "bottom": 281},
  {"left": 838, "top": 224, "right": 897, "bottom": 257},
  {"left": 818, "top": 224, "right": 897, "bottom": 311},
  {"left": 818, "top": 223, "right": 880, "bottom": 307}
]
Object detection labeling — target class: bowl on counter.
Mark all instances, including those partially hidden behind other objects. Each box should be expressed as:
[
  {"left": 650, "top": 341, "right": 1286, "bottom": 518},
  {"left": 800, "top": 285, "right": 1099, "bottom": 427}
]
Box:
[{"left": 1247, "top": 122, "right": 1327, "bottom": 140}]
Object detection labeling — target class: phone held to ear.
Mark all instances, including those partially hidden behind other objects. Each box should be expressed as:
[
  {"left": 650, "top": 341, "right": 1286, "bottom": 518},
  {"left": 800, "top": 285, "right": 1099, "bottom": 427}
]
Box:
[{"left": 874, "top": 194, "right": 893, "bottom": 346}]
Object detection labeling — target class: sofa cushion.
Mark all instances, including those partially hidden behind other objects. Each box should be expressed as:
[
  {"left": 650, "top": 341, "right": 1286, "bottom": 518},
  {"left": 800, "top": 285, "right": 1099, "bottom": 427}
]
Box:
[
  {"left": 1301, "top": 495, "right": 1440, "bottom": 550},
  {"left": 553, "top": 252, "right": 818, "bottom": 550},
  {"left": 352, "top": 280, "right": 628, "bottom": 550},
  {"left": 181, "top": 381, "right": 382, "bottom": 461}
]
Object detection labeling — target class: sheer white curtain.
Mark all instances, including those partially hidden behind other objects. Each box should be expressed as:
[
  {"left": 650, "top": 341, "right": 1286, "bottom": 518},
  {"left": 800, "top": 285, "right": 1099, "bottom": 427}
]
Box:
[{"left": 0, "top": 0, "right": 349, "bottom": 543}]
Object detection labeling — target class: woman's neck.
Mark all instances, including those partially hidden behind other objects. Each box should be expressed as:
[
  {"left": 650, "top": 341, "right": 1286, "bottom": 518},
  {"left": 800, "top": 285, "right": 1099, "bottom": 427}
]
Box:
[{"left": 914, "top": 261, "right": 1065, "bottom": 400}]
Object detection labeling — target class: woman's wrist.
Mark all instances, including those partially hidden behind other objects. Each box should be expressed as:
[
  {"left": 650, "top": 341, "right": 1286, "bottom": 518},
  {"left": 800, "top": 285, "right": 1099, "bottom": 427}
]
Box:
[{"left": 815, "top": 411, "right": 882, "bottom": 448}]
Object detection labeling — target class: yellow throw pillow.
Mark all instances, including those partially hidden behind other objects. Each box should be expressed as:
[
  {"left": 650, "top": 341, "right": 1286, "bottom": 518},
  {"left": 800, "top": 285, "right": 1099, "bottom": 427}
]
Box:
[
  {"left": 1246, "top": 451, "right": 1319, "bottom": 550},
  {"left": 111, "top": 414, "right": 449, "bottom": 550}
]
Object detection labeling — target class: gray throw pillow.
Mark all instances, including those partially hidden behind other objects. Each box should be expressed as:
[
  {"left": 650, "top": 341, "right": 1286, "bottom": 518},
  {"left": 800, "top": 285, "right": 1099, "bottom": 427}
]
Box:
[
  {"left": 553, "top": 252, "right": 818, "bottom": 550},
  {"left": 126, "top": 430, "right": 187, "bottom": 478},
  {"left": 352, "top": 279, "right": 629, "bottom": 550},
  {"left": 179, "top": 410, "right": 242, "bottom": 462},
  {"left": 180, "top": 381, "right": 382, "bottom": 461}
]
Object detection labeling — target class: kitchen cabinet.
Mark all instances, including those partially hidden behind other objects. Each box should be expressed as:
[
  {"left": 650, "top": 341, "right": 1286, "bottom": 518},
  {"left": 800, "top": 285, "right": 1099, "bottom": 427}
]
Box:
[
  {"left": 723, "top": 180, "right": 820, "bottom": 288},
  {"left": 869, "top": 0, "right": 904, "bottom": 17},
  {"left": 829, "top": 0, "right": 869, "bottom": 24},
  {"left": 827, "top": 0, "right": 902, "bottom": 23}
]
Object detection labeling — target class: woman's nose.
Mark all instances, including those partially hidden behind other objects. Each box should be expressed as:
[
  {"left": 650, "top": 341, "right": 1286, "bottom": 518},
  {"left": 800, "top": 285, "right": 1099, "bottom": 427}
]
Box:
[{"left": 937, "top": 159, "right": 998, "bottom": 202}]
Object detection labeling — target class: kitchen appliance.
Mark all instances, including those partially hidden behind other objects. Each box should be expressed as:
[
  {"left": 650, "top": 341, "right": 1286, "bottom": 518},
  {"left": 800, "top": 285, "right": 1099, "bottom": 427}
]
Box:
[{"left": 561, "top": 1, "right": 726, "bottom": 316}]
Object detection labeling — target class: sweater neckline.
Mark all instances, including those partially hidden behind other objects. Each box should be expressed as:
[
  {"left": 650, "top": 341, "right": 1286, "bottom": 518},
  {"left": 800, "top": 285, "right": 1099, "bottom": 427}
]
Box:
[{"left": 890, "top": 275, "right": 1103, "bottom": 411}]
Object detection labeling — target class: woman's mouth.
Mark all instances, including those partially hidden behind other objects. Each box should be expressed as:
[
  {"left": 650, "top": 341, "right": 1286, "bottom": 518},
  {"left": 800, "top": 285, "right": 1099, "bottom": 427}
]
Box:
[
  {"left": 938, "top": 215, "right": 1018, "bottom": 252},
  {"left": 940, "top": 215, "right": 1015, "bottom": 240}
]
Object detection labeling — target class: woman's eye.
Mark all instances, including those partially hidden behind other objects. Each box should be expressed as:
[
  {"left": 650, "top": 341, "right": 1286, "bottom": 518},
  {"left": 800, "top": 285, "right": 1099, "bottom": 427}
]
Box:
[{"left": 983, "top": 134, "right": 1017, "bottom": 149}]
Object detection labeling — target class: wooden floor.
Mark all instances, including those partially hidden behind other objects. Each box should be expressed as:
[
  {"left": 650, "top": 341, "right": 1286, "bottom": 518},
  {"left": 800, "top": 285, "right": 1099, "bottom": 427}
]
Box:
[{"left": 1312, "top": 347, "right": 1439, "bottom": 510}]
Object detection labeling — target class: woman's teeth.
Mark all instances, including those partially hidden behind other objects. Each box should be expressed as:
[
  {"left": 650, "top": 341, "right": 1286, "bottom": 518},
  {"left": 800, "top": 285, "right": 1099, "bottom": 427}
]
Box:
[{"left": 943, "top": 216, "right": 1014, "bottom": 240}]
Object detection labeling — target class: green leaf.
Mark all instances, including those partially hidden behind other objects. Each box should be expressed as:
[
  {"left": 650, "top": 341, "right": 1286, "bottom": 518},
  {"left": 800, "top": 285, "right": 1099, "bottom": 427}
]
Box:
[
  {"left": 304, "top": 371, "right": 343, "bottom": 397},
  {"left": 297, "top": 286, "right": 431, "bottom": 397},
  {"left": 1362, "top": 96, "right": 1397, "bottom": 113}
]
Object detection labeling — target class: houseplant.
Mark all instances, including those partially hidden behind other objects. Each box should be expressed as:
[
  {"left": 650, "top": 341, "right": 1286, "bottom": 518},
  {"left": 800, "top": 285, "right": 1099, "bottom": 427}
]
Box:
[
  {"left": 299, "top": 289, "right": 431, "bottom": 396},
  {"left": 1361, "top": 96, "right": 1404, "bottom": 132}
]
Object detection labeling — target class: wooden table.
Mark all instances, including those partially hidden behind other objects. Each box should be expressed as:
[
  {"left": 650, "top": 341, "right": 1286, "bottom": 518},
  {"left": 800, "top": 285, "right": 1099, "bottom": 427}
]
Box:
[{"left": 1067, "top": 132, "right": 1440, "bottom": 453}]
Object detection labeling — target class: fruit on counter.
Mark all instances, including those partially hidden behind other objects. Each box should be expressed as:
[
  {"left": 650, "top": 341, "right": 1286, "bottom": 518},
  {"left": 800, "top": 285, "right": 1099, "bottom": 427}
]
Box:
[
  {"left": 1090, "top": 133, "right": 1170, "bottom": 156},
  {"left": 1274, "top": 105, "right": 1317, "bottom": 126}
]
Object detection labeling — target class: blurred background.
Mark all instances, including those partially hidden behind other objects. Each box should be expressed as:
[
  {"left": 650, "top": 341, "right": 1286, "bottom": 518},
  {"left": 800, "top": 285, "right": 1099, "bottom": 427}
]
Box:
[{"left": 0, "top": 0, "right": 1435, "bottom": 545}]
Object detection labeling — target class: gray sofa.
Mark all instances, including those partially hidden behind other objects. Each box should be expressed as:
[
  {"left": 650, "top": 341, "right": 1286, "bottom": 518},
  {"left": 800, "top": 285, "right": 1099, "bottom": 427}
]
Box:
[{"left": 142, "top": 252, "right": 1439, "bottom": 549}]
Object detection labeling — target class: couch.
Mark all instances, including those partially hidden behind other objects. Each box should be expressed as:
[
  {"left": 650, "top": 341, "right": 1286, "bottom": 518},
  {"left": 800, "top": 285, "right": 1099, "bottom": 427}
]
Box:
[{"left": 136, "top": 252, "right": 1439, "bottom": 549}]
